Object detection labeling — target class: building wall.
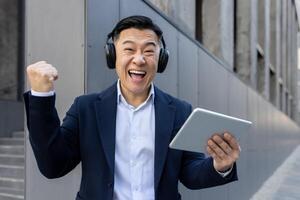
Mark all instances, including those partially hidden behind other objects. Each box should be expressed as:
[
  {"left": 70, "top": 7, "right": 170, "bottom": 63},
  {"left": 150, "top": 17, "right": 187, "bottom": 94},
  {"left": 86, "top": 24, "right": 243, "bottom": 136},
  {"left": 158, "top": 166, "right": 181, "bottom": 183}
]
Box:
[
  {"left": 24, "top": 0, "right": 85, "bottom": 199},
  {"left": 25, "top": 0, "right": 300, "bottom": 200}
]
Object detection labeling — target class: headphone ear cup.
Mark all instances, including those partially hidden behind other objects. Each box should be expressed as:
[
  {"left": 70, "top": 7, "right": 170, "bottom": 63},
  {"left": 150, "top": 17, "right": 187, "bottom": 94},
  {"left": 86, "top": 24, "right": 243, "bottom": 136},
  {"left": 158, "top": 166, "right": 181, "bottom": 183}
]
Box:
[
  {"left": 157, "top": 48, "right": 169, "bottom": 73},
  {"left": 105, "top": 43, "right": 116, "bottom": 69}
]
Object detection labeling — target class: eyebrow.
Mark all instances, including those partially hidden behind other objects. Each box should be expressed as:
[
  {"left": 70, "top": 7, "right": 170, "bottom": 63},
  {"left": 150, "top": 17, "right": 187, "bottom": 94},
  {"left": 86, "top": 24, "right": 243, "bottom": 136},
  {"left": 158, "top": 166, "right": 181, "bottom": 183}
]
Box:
[{"left": 122, "top": 40, "right": 157, "bottom": 47}]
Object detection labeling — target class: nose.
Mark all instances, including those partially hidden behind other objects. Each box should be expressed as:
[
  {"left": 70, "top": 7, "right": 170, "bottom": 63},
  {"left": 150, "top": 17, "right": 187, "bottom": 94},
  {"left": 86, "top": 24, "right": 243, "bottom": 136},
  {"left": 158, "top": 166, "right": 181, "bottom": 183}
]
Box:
[{"left": 132, "top": 53, "right": 146, "bottom": 66}]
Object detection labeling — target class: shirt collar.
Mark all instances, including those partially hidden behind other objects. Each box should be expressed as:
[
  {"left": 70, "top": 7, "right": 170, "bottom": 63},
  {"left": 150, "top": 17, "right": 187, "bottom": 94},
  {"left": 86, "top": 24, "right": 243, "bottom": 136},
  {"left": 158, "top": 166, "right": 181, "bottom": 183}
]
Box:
[{"left": 117, "top": 79, "right": 155, "bottom": 106}]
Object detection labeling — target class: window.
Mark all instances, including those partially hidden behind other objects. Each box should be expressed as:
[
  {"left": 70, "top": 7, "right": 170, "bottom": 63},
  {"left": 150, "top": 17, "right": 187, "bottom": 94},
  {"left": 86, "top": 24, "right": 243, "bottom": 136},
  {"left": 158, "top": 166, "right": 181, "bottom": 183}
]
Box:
[
  {"left": 257, "top": 45, "right": 265, "bottom": 96},
  {"left": 279, "top": 83, "right": 283, "bottom": 111},
  {"left": 269, "top": 66, "right": 276, "bottom": 105},
  {"left": 147, "top": 0, "right": 196, "bottom": 37},
  {"left": 257, "top": 0, "right": 265, "bottom": 49}
]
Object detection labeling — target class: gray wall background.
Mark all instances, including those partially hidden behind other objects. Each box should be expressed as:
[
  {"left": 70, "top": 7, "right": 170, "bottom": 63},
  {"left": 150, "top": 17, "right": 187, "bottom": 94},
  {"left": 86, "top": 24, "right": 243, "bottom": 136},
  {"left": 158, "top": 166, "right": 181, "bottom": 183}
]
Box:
[
  {"left": 25, "top": 0, "right": 300, "bottom": 199},
  {"left": 25, "top": 0, "right": 84, "bottom": 199}
]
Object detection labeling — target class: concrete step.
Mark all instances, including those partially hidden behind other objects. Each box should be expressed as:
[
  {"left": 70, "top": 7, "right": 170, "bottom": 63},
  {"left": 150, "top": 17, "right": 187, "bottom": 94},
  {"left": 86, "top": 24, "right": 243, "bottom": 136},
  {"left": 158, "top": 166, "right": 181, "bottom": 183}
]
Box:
[
  {"left": 0, "top": 192, "right": 23, "bottom": 200},
  {"left": 11, "top": 132, "right": 24, "bottom": 139},
  {"left": 0, "top": 139, "right": 23, "bottom": 146},
  {"left": 0, "top": 154, "right": 24, "bottom": 166},
  {"left": 0, "top": 177, "right": 24, "bottom": 191},
  {"left": 0, "top": 187, "right": 23, "bottom": 196},
  {"left": 0, "top": 134, "right": 25, "bottom": 200},
  {"left": 0, "top": 165, "right": 24, "bottom": 179},
  {"left": 0, "top": 146, "right": 24, "bottom": 156}
]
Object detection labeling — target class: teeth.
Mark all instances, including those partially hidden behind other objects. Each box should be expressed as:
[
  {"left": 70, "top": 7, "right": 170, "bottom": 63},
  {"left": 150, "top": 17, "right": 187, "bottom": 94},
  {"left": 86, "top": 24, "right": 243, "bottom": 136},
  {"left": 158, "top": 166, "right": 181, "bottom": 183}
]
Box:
[{"left": 129, "top": 70, "right": 146, "bottom": 75}]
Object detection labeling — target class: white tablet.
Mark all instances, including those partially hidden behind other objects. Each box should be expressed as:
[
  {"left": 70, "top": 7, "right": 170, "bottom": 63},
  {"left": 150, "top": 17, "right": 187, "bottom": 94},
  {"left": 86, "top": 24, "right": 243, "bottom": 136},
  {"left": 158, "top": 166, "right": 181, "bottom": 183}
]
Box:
[{"left": 169, "top": 107, "right": 252, "bottom": 153}]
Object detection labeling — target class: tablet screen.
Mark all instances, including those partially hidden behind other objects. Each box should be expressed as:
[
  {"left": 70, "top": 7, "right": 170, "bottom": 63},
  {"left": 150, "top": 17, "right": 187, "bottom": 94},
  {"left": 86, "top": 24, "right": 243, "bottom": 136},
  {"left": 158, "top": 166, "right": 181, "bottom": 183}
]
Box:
[{"left": 169, "top": 107, "right": 252, "bottom": 153}]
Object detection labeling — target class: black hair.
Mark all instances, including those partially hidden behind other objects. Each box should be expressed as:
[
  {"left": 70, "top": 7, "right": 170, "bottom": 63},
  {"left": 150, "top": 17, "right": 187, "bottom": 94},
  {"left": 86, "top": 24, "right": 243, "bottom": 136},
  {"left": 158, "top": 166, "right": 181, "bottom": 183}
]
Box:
[{"left": 108, "top": 15, "right": 163, "bottom": 41}]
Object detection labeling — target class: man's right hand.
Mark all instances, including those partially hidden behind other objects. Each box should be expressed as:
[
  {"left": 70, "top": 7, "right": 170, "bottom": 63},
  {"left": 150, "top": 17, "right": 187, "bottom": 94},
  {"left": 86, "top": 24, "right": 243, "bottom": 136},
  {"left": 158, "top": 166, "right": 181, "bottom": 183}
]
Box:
[{"left": 26, "top": 61, "right": 58, "bottom": 92}]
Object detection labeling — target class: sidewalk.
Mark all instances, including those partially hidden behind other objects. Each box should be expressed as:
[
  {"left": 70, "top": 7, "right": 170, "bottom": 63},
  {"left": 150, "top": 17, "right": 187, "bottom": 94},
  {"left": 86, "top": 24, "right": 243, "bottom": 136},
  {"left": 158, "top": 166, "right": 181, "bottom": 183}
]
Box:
[{"left": 251, "top": 145, "right": 300, "bottom": 200}]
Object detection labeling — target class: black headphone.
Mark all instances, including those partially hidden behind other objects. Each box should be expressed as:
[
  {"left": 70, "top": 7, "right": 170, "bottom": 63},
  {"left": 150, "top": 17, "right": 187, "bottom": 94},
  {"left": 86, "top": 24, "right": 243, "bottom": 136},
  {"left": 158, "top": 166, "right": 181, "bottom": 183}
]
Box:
[{"left": 104, "top": 31, "right": 169, "bottom": 73}]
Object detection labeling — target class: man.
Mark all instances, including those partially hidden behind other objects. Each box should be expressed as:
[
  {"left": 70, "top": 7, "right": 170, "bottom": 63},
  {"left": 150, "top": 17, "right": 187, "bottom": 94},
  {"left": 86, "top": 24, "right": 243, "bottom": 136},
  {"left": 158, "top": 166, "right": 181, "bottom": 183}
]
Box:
[{"left": 24, "top": 15, "right": 240, "bottom": 200}]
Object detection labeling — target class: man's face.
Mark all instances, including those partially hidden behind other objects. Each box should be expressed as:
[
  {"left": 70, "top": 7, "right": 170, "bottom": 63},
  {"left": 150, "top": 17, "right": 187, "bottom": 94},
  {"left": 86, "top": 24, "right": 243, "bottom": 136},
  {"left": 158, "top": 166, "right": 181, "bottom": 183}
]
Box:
[{"left": 114, "top": 28, "right": 160, "bottom": 99}]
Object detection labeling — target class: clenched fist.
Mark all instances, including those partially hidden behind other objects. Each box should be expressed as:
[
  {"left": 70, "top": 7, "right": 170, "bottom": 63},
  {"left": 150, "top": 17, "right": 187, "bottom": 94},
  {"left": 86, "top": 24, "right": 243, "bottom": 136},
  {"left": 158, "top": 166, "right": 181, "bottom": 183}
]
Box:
[{"left": 26, "top": 61, "right": 58, "bottom": 92}]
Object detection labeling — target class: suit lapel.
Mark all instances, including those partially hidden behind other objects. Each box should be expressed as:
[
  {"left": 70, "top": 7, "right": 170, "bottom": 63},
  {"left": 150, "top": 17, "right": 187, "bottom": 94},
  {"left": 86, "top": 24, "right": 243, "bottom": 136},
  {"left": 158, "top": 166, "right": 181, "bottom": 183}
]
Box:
[
  {"left": 154, "top": 87, "right": 176, "bottom": 189},
  {"left": 93, "top": 84, "right": 176, "bottom": 189},
  {"left": 94, "top": 84, "right": 117, "bottom": 175}
]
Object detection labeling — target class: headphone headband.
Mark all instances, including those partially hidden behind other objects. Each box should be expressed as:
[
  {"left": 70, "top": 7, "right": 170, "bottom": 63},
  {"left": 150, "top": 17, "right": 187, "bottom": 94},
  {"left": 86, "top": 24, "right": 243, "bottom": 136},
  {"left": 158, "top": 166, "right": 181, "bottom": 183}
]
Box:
[{"left": 106, "top": 31, "right": 167, "bottom": 49}]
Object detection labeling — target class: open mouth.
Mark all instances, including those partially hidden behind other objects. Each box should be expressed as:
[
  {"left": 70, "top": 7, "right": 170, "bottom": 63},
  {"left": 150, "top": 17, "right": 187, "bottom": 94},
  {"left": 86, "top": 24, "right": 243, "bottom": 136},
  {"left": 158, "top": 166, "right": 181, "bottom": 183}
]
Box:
[{"left": 128, "top": 70, "right": 146, "bottom": 80}]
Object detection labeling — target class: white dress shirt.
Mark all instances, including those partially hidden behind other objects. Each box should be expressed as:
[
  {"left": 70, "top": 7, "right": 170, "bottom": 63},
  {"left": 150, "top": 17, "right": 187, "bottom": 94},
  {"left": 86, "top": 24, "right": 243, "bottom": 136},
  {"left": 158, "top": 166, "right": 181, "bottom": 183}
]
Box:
[
  {"left": 31, "top": 89, "right": 55, "bottom": 96},
  {"left": 114, "top": 80, "right": 155, "bottom": 200}
]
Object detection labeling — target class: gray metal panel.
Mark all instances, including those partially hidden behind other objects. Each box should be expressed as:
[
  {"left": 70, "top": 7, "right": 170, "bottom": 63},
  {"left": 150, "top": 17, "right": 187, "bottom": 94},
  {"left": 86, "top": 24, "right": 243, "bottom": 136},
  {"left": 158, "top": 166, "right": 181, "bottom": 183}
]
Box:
[
  {"left": 265, "top": 102, "right": 273, "bottom": 180},
  {"left": 86, "top": 0, "right": 119, "bottom": 93},
  {"left": 179, "top": 183, "right": 203, "bottom": 200},
  {"left": 227, "top": 74, "right": 248, "bottom": 119},
  {"left": 178, "top": 33, "right": 198, "bottom": 107},
  {"left": 269, "top": 106, "right": 277, "bottom": 173},
  {"left": 197, "top": 48, "right": 229, "bottom": 114},
  {"left": 120, "top": 0, "right": 178, "bottom": 97},
  {"left": 256, "top": 97, "right": 269, "bottom": 187},
  {"left": 25, "top": 0, "right": 85, "bottom": 199},
  {"left": 227, "top": 74, "right": 248, "bottom": 199},
  {"left": 246, "top": 87, "right": 260, "bottom": 197},
  {"left": 247, "top": 88, "right": 259, "bottom": 150},
  {"left": 255, "top": 96, "right": 270, "bottom": 192},
  {"left": 196, "top": 38, "right": 229, "bottom": 200}
]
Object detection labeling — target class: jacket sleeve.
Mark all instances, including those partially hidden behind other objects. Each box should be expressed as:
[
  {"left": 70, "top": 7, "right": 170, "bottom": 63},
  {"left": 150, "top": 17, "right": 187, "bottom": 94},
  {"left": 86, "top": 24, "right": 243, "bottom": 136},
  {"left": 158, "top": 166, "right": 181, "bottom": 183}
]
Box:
[
  {"left": 179, "top": 151, "right": 237, "bottom": 189},
  {"left": 178, "top": 103, "right": 238, "bottom": 189},
  {"left": 24, "top": 91, "right": 81, "bottom": 179}
]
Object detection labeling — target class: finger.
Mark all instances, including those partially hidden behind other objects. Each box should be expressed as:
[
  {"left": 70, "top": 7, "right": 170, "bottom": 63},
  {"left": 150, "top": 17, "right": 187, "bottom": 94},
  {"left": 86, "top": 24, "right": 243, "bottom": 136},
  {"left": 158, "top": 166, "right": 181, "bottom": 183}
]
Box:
[
  {"left": 49, "top": 69, "right": 58, "bottom": 81},
  {"left": 35, "top": 61, "right": 49, "bottom": 69},
  {"left": 49, "top": 73, "right": 58, "bottom": 81},
  {"left": 27, "top": 62, "right": 48, "bottom": 74},
  {"left": 37, "top": 64, "right": 57, "bottom": 78},
  {"left": 206, "top": 146, "right": 222, "bottom": 163},
  {"left": 223, "top": 132, "right": 240, "bottom": 151},
  {"left": 44, "top": 64, "right": 58, "bottom": 77},
  {"left": 223, "top": 133, "right": 241, "bottom": 162},
  {"left": 52, "top": 74, "right": 59, "bottom": 81},
  {"left": 34, "top": 61, "right": 47, "bottom": 66},
  {"left": 207, "top": 139, "right": 228, "bottom": 159},
  {"left": 212, "top": 134, "right": 232, "bottom": 155}
]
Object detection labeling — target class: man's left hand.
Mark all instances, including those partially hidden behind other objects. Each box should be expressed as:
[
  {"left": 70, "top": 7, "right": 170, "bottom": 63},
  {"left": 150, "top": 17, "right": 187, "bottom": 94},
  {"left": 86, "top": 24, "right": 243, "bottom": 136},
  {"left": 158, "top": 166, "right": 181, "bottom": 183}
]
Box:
[{"left": 206, "top": 132, "right": 240, "bottom": 172}]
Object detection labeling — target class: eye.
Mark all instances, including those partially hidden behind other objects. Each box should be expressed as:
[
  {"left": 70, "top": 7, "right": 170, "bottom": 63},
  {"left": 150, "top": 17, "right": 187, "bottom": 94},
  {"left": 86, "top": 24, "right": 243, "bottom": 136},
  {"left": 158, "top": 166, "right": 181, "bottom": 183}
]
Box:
[
  {"left": 145, "top": 50, "right": 154, "bottom": 53},
  {"left": 144, "top": 49, "right": 155, "bottom": 55},
  {"left": 124, "top": 48, "right": 134, "bottom": 52}
]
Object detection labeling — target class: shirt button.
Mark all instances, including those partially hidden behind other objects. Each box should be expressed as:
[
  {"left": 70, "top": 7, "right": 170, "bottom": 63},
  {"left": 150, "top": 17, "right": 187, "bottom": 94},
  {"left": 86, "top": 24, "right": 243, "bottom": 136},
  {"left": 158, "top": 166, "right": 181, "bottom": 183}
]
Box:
[
  {"left": 130, "top": 161, "right": 135, "bottom": 166},
  {"left": 107, "top": 182, "right": 113, "bottom": 188}
]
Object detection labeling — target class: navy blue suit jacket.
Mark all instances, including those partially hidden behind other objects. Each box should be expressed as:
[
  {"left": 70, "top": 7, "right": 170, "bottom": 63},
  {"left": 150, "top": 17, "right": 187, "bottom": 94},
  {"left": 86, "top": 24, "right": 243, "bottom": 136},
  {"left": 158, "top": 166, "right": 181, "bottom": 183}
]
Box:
[{"left": 24, "top": 83, "right": 237, "bottom": 200}]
